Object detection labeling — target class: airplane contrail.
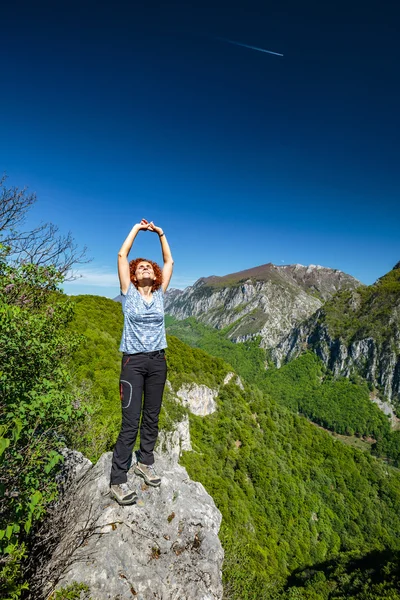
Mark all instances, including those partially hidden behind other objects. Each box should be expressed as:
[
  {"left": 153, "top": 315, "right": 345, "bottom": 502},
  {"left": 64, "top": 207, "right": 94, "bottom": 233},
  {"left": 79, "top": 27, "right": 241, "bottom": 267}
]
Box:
[{"left": 215, "top": 36, "right": 284, "bottom": 57}]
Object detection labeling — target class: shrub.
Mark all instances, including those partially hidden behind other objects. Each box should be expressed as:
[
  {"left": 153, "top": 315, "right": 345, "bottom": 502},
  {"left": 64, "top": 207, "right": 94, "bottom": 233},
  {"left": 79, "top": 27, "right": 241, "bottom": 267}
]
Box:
[{"left": 0, "top": 251, "right": 89, "bottom": 597}]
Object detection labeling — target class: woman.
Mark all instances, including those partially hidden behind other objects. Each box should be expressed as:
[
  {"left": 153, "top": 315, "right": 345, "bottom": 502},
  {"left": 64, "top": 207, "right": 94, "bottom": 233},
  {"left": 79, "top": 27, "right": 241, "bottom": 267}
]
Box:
[{"left": 110, "top": 219, "right": 174, "bottom": 505}]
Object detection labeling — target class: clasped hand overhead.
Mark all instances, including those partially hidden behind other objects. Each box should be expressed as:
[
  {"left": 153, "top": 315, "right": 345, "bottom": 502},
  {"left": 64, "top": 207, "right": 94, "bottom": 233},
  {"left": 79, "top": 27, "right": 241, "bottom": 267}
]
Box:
[{"left": 137, "top": 219, "right": 163, "bottom": 236}]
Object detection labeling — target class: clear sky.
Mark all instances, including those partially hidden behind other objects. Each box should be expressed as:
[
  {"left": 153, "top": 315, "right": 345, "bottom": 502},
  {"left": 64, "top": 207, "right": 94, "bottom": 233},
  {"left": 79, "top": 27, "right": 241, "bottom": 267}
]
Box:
[{"left": 1, "top": 0, "right": 399, "bottom": 297}]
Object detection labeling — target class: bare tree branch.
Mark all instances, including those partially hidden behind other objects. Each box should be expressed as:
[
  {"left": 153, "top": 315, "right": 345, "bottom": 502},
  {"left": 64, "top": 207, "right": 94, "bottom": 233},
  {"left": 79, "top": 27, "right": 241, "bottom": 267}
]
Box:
[
  {"left": 9, "top": 223, "right": 90, "bottom": 280},
  {"left": 0, "top": 175, "right": 91, "bottom": 279},
  {"left": 0, "top": 174, "right": 37, "bottom": 235}
]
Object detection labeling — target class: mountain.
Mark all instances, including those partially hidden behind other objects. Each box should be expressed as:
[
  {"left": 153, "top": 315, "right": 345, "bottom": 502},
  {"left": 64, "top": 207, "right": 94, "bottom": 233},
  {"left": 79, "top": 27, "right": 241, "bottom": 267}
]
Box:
[
  {"left": 165, "top": 263, "right": 361, "bottom": 348},
  {"left": 272, "top": 263, "right": 400, "bottom": 405}
]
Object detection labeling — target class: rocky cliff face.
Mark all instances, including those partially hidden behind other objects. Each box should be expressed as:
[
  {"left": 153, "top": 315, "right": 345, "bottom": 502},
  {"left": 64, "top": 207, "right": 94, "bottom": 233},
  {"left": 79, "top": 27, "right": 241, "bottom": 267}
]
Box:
[
  {"left": 166, "top": 263, "right": 360, "bottom": 348},
  {"left": 272, "top": 265, "right": 400, "bottom": 404},
  {"left": 32, "top": 448, "right": 223, "bottom": 600},
  {"left": 272, "top": 316, "right": 400, "bottom": 403},
  {"left": 176, "top": 383, "right": 219, "bottom": 416}
]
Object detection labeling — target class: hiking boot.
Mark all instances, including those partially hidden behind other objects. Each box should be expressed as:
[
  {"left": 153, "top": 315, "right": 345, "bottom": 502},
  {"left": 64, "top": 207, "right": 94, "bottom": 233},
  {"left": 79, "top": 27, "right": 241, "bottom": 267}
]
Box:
[
  {"left": 110, "top": 483, "right": 138, "bottom": 505},
  {"left": 134, "top": 462, "right": 161, "bottom": 487},
  {"left": 127, "top": 452, "right": 138, "bottom": 473}
]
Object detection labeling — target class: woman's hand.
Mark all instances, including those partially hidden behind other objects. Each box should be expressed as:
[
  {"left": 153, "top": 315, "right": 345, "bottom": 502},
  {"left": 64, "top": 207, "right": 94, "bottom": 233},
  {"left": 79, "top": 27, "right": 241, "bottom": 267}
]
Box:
[
  {"left": 147, "top": 221, "right": 164, "bottom": 236},
  {"left": 136, "top": 219, "right": 150, "bottom": 230}
]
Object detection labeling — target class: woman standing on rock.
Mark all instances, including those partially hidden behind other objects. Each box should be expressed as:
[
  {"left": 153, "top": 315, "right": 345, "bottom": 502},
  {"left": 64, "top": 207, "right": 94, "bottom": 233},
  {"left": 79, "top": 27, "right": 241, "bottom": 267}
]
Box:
[{"left": 110, "top": 219, "right": 173, "bottom": 505}]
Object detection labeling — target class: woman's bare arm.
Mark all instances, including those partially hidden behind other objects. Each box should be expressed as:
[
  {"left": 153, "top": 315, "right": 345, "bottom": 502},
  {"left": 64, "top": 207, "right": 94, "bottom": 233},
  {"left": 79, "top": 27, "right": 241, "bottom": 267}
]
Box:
[
  {"left": 118, "top": 220, "right": 148, "bottom": 294},
  {"left": 148, "top": 222, "right": 174, "bottom": 292}
]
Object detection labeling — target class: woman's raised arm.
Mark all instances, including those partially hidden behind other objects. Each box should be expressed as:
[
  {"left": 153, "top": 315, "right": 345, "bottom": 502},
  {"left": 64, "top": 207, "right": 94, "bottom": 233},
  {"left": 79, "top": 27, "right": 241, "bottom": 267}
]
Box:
[
  {"left": 118, "top": 219, "right": 148, "bottom": 295},
  {"left": 148, "top": 222, "right": 174, "bottom": 293}
]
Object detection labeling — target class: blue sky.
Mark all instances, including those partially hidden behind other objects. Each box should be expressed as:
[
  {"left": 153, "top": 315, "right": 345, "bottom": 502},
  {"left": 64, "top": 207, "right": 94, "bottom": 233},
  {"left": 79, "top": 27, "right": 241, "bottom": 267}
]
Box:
[{"left": 1, "top": 0, "right": 399, "bottom": 297}]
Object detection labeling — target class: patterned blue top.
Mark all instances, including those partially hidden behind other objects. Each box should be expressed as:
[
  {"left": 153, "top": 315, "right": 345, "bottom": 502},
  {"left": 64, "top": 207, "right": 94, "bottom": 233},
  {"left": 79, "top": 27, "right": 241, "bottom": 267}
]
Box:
[{"left": 119, "top": 283, "right": 167, "bottom": 354}]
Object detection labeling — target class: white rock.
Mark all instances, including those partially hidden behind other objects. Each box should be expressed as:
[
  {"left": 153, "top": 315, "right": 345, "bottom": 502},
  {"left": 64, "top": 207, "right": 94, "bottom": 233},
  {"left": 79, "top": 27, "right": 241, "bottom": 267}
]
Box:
[
  {"left": 37, "top": 451, "right": 223, "bottom": 600},
  {"left": 223, "top": 372, "right": 244, "bottom": 390},
  {"left": 235, "top": 376, "right": 245, "bottom": 390},
  {"left": 176, "top": 383, "right": 218, "bottom": 416},
  {"left": 223, "top": 372, "right": 235, "bottom": 385},
  {"left": 158, "top": 415, "right": 193, "bottom": 462}
]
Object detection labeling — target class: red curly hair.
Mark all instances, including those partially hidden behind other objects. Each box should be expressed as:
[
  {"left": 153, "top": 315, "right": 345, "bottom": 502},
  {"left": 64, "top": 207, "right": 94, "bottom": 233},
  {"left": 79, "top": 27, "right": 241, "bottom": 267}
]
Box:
[{"left": 129, "top": 257, "right": 163, "bottom": 292}]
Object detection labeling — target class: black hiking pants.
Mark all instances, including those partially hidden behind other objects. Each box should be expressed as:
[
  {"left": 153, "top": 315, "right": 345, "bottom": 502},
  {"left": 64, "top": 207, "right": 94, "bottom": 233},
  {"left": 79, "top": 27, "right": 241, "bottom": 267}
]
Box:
[{"left": 110, "top": 350, "right": 167, "bottom": 485}]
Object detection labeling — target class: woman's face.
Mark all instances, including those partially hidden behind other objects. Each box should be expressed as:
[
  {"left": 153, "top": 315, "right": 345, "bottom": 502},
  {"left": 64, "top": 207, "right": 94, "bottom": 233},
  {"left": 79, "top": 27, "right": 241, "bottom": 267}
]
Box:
[{"left": 134, "top": 261, "right": 156, "bottom": 283}]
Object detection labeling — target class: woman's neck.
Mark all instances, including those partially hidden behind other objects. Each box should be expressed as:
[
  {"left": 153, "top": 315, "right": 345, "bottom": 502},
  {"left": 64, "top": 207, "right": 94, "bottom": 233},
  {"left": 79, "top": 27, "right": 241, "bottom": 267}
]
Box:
[{"left": 137, "top": 284, "right": 153, "bottom": 298}]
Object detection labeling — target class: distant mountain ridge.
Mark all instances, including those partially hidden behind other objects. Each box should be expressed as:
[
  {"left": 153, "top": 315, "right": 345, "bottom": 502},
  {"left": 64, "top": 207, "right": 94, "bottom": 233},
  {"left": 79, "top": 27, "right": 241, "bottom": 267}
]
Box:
[
  {"left": 195, "top": 262, "right": 358, "bottom": 300},
  {"left": 165, "top": 262, "right": 361, "bottom": 348}
]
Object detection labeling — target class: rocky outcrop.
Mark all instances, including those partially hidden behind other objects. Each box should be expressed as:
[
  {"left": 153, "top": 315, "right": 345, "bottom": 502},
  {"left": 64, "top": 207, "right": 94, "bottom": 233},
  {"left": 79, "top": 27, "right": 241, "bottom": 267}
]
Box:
[
  {"left": 158, "top": 415, "right": 193, "bottom": 460},
  {"left": 55, "top": 448, "right": 93, "bottom": 494},
  {"left": 176, "top": 383, "right": 218, "bottom": 416},
  {"left": 33, "top": 450, "right": 224, "bottom": 600},
  {"left": 272, "top": 315, "right": 400, "bottom": 404},
  {"left": 170, "top": 374, "right": 244, "bottom": 419},
  {"left": 166, "top": 374, "right": 244, "bottom": 421},
  {"left": 165, "top": 263, "right": 360, "bottom": 348},
  {"left": 370, "top": 393, "right": 399, "bottom": 426},
  {"left": 223, "top": 372, "right": 244, "bottom": 390}
]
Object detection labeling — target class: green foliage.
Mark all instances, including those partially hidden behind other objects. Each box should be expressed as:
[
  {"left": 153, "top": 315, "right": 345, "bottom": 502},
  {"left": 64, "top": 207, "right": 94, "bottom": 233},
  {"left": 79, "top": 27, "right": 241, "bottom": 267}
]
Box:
[
  {"left": 166, "top": 316, "right": 391, "bottom": 441},
  {"left": 67, "top": 295, "right": 123, "bottom": 460},
  {"left": 320, "top": 267, "right": 400, "bottom": 345},
  {"left": 0, "top": 543, "right": 29, "bottom": 600},
  {"left": 165, "top": 335, "right": 230, "bottom": 390},
  {"left": 372, "top": 430, "right": 400, "bottom": 467},
  {"left": 50, "top": 581, "right": 92, "bottom": 600},
  {"left": 66, "top": 297, "right": 230, "bottom": 460},
  {"left": 0, "top": 252, "right": 89, "bottom": 597},
  {"left": 66, "top": 297, "right": 231, "bottom": 461},
  {"left": 181, "top": 374, "right": 400, "bottom": 598},
  {"left": 165, "top": 314, "right": 269, "bottom": 385},
  {"left": 158, "top": 391, "right": 187, "bottom": 433},
  {"left": 261, "top": 354, "right": 391, "bottom": 439},
  {"left": 281, "top": 549, "right": 400, "bottom": 599}
]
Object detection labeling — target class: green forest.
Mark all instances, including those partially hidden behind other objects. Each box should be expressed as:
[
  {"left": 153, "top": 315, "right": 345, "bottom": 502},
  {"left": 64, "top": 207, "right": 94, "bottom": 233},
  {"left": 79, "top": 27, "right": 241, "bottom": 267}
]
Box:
[
  {"left": 2, "top": 194, "right": 400, "bottom": 600},
  {"left": 167, "top": 314, "right": 400, "bottom": 461},
  {"left": 319, "top": 266, "right": 400, "bottom": 345}
]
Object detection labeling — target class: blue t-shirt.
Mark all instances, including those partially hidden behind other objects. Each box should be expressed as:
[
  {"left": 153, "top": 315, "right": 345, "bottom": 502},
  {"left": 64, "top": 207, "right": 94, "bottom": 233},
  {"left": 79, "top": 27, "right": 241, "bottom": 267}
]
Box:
[{"left": 119, "top": 283, "right": 167, "bottom": 354}]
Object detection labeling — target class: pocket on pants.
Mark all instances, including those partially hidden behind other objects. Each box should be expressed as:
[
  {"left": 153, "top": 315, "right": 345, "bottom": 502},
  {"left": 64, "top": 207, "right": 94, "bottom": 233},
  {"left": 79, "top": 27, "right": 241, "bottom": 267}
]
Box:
[
  {"left": 120, "top": 379, "right": 133, "bottom": 409},
  {"left": 157, "top": 354, "right": 167, "bottom": 366}
]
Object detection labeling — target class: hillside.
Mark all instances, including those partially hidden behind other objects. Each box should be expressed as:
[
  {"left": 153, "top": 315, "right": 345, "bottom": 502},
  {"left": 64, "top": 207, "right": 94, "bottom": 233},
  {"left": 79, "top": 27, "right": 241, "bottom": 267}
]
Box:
[
  {"left": 166, "top": 315, "right": 395, "bottom": 444},
  {"left": 165, "top": 263, "right": 360, "bottom": 348},
  {"left": 67, "top": 295, "right": 400, "bottom": 599},
  {"left": 273, "top": 263, "right": 400, "bottom": 407},
  {"left": 165, "top": 314, "right": 270, "bottom": 386}
]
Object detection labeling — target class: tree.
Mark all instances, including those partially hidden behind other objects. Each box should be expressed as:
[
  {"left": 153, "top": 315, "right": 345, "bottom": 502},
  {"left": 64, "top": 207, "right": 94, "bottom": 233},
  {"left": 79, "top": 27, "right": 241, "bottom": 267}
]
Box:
[
  {"left": 0, "top": 175, "right": 90, "bottom": 279},
  {"left": 0, "top": 176, "right": 90, "bottom": 597}
]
